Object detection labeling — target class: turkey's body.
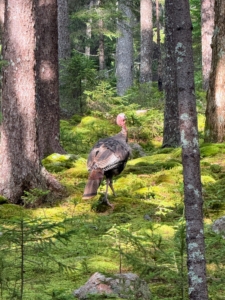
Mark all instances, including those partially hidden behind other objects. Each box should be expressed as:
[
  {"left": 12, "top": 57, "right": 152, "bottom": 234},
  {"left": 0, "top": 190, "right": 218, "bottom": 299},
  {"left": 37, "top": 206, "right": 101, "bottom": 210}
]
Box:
[{"left": 82, "top": 114, "right": 130, "bottom": 207}]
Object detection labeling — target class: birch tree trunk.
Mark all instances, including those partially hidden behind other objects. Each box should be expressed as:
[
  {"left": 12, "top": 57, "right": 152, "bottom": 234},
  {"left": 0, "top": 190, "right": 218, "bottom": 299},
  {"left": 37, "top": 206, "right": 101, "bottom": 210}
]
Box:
[
  {"left": 204, "top": 0, "right": 225, "bottom": 143},
  {"left": 116, "top": 0, "right": 133, "bottom": 96},
  {"left": 174, "top": 0, "right": 209, "bottom": 298},
  {"left": 139, "top": 0, "right": 153, "bottom": 83}
]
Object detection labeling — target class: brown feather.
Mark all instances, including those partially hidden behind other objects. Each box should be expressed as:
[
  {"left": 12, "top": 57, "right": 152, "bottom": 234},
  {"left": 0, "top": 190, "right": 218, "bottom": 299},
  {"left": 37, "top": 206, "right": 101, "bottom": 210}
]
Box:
[{"left": 82, "top": 168, "right": 104, "bottom": 199}]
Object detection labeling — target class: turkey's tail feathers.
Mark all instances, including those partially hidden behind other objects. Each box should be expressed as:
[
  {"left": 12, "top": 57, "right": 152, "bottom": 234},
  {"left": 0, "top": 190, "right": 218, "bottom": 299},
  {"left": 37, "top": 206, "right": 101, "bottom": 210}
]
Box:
[{"left": 82, "top": 169, "right": 104, "bottom": 199}]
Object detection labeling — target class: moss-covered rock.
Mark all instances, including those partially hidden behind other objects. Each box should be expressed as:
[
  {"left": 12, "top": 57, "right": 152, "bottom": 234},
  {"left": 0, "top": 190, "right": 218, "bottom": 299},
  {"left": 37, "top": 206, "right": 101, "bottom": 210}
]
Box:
[{"left": 42, "top": 153, "right": 78, "bottom": 173}]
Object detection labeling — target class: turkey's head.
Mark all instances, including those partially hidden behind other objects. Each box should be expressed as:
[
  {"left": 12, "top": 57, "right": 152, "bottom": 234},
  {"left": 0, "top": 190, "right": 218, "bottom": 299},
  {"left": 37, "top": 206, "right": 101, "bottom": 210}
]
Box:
[{"left": 116, "top": 113, "right": 126, "bottom": 128}]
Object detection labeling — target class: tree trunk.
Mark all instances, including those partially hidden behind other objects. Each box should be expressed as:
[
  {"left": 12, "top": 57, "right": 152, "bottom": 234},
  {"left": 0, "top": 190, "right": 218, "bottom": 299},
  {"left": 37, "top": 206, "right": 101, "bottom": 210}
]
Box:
[
  {"left": 0, "top": 0, "right": 62, "bottom": 203},
  {"left": 156, "top": 0, "right": 162, "bottom": 91},
  {"left": 201, "top": 0, "right": 214, "bottom": 91},
  {"left": 35, "top": 0, "right": 66, "bottom": 159},
  {"left": 99, "top": 18, "right": 105, "bottom": 71},
  {"left": 139, "top": 0, "right": 153, "bottom": 83},
  {"left": 116, "top": 0, "right": 133, "bottom": 96},
  {"left": 57, "top": 0, "right": 71, "bottom": 61},
  {"left": 204, "top": 0, "right": 225, "bottom": 143},
  {"left": 0, "top": 0, "right": 5, "bottom": 110},
  {"left": 0, "top": 0, "right": 4, "bottom": 39},
  {"left": 174, "top": 1, "right": 209, "bottom": 299},
  {"left": 162, "top": 0, "right": 180, "bottom": 148},
  {"left": 85, "top": 0, "right": 94, "bottom": 57}
]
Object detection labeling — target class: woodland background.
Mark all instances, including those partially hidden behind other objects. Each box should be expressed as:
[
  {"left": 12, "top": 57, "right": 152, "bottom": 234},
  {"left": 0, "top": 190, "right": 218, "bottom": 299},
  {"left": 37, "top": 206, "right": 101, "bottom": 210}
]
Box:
[{"left": 0, "top": 0, "right": 224, "bottom": 299}]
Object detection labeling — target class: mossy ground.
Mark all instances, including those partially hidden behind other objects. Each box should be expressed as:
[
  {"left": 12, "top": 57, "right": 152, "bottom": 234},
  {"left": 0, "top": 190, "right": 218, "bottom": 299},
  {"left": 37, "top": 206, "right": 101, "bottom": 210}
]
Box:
[{"left": 1, "top": 112, "right": 225, "bottom": 299}]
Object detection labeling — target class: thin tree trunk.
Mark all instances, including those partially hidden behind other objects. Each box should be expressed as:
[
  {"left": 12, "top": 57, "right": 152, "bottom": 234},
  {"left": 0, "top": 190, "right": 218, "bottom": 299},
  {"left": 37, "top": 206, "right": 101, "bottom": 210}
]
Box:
[
  {"left": 204, "top": 0, "right": 225, "bottom": 143},
  {"left": 0, "top": 0, "right": 4, "bottom": 40},
  {"left": 116, "top": 0, "right": 133, "bottom": 96},
  {"left": 85, "top": 0, "right": 94, "bottom": 57},
  {"left": 35, "top": 0, "right": 66, "bottom": 159},
  {"left": 174, "top": 0, "right": 208, "bottom": 299},
  {"left": 139, "top": 0, "right": 153, "bottom": 83},
  {"left": 162, "top": 0, "right": 180, "bottom": 148},
  {"left": 156, "top": 0, "right": 162, "bottom": 91},
  {"left": 57, "top": 0, "right": 71, "bottom": 61},
  {"left": 201, "top": 0, "right": 214, "bottom": 91},
  {"left": 99, "top": 18, "right": 105, "bottom": 71}
]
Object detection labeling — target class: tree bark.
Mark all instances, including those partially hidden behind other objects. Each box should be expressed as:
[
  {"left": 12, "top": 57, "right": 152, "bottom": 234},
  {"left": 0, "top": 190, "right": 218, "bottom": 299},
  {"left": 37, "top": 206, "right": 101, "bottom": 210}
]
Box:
[
  {"left": 201, "top": 0, "right": 214, "bottom": 91},
  {"left": 116, "top": 0, "right": 133, "bottom": 96},
  {"left": 174, "top": 0, "right": 209, "bottom": 299},
  {"left": 85, "top": 0, "right": 94, "bottom": 57},
  {"left": 57, "top": 0, "right": 71, "bottom": 61},
  {"left": 35, "top": 0, "right": 66, "bottom": 159},
  {"left": 204, "top": 0, "right": 225, "bottom": 143},
  {"left": 0, "top": 0, "right": 63, "bottom": 203},
  {"left": 162, "top": 0, "right": 180, "bottom": 148},
  {"left": 156, "top": 0, "right": 162, "bottom": 91},
  {"left": 99, "top": 18, "right": 105, "bottom": 71},
  {"left": 139, "top": 0, "right": 153, "bottom": 83}
]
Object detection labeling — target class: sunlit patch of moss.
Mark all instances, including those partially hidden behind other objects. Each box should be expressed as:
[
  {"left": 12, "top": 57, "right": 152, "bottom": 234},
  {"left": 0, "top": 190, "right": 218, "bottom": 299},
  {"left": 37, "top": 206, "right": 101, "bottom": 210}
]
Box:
[
  {"left": 80, "top": 116, "right": 100, "bottom": 126},
  {"left": 134, "top": 187, "right": 155, "bottom": 198},
  {"left": 114, "top": 174, "right": 146, "bottom": 193},
  {"left": 149, "top": 224, "right": 175, "bottom": 239},
  {"left": 155, "top": 174, "right": 177, "bottom": 184},
  {"left": 42, "top": 153, "right": 78, "bottom": 173},
  {"left": 198, "top": 113, "right": 205, "bottom": 133},
  {"left": 63, "top": 157, "right": 88, "bottom": 179},
  {"left": 151, "top": 137, "right": 163, "bottom": 148},
  {"left": 201, "top": 175, "right": 216, "bottom": 185},
  {"left": 87, "top": 256, "right": 120, "bottom": 274}
]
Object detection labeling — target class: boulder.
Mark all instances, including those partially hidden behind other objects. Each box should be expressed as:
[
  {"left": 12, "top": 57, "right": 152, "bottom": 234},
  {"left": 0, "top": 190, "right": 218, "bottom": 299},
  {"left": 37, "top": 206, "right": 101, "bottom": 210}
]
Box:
[{"left": 73, "top": 272, "right": 151, "bottom": 299}]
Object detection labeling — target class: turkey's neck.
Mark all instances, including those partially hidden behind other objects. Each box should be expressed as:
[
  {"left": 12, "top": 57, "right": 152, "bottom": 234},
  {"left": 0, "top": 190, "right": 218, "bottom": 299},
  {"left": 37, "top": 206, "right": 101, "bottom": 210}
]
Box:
[{"left": 114, "top": 125, "right": 128, "bottom": 142}]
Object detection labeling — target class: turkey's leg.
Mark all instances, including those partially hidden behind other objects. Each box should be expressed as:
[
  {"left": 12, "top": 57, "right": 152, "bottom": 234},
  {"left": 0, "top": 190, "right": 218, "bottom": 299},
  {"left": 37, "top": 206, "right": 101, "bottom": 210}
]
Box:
[
  {"left": 109, "top": 179, "right": 116, "bottom": 196},
  {"left": 102, "top": 178, "right": 114, "bottom": 207}
]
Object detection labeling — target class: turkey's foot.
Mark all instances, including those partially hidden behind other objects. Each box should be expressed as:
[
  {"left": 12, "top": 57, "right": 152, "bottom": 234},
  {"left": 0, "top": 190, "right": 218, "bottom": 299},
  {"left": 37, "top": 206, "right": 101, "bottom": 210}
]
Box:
[{"left": 101, "top": 195, "right": 114, "bottom": 208}]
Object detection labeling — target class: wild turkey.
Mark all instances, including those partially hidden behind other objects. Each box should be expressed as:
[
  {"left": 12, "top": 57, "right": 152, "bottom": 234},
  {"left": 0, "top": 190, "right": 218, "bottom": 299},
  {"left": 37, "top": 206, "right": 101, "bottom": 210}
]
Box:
[{"left": 82, "top": 113, "right": 130, "bottom": 207}]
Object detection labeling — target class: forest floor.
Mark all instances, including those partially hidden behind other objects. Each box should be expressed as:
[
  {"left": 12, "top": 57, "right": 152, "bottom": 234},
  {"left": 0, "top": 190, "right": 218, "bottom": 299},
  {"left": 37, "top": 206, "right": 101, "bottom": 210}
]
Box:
[{"left": 0, "top": 111, "right": 225, "bottom": 300}]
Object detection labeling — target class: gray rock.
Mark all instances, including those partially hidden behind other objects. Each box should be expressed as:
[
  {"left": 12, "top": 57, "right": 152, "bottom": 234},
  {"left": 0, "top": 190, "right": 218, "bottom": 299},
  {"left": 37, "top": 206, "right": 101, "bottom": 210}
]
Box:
[
  {"left": 73, "top": 272, "right": 151, "bottom": 299},
  {"left": 129, "top": 143, "right": 146, "bottom": 158}
]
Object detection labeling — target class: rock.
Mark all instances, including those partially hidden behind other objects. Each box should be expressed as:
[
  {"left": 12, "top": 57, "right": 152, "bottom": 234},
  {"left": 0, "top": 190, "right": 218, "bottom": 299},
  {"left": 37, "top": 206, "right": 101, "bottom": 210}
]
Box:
[
  {"left": 212, "top": 216, "right": 225, "bottom": 237},
  {"left": 73, "top": 272, "right": 151, "bottom": 299},
  {"left": 129, "top": 143, "right": 146, "bottom": 158}
]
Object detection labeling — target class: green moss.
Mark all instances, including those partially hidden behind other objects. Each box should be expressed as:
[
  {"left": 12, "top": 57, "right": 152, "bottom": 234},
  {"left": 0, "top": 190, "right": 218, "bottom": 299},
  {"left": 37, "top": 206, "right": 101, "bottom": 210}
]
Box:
[
  {"left": 0, "top": 204, "right": 30, "bottom": 219},
  {"left": 201, "top": 175, "right": 216, "bottom": 185},
  {"left": 155, "top": 174, "right": 176, "bottom": 184},
  {"left": 42, "top": 153, "right": 78, "bottom": 173},
  {"left": 0, "top": 195, "right": 8, "bottom": 204},
  {"left": 210, "top": 164, "right": 222, "bottom": 173},
  {"left": 200, "top": 144, "right": 220, "bottom": 157}
]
